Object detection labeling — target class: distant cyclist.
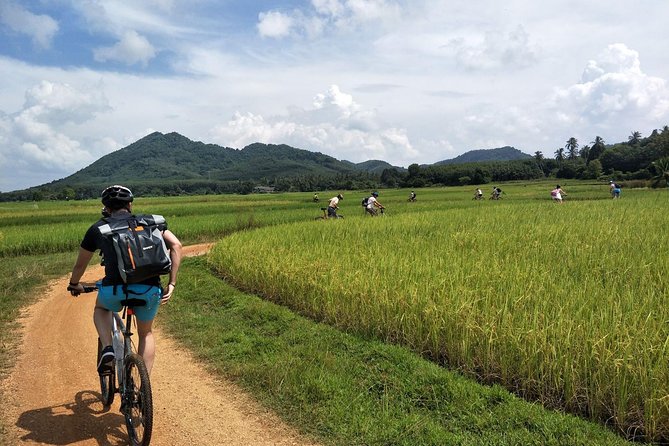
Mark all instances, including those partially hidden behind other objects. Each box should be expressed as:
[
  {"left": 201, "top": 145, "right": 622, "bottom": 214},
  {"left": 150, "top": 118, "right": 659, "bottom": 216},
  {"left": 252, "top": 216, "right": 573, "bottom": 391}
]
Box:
[
  {"left": 473, "top": 188, "right": 483, "bottom": 200},
  {"left": 551, "top": 184, "right": 566, "bottom": 203},
  {"left": 366, "top": 191, "right": 384, "bottom": 216},
  {"left": 67, "top": 185, "right": 182, "bottom": 375},
  {"left": 327, "top": 193, "right": 343, "bottom": 218},
  {"left": 408, "top": 191, "right": 416, "bottom": 202}
]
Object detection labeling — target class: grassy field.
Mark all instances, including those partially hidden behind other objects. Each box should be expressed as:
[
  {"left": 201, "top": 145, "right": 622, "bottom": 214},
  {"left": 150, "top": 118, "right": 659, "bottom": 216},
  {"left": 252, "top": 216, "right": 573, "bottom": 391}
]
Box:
[
  {"left": 206, "top": 184, "right": 669, "bottom": 442},
  {"left": 0, "top": 182, "right": 659, "bottom": 444}
]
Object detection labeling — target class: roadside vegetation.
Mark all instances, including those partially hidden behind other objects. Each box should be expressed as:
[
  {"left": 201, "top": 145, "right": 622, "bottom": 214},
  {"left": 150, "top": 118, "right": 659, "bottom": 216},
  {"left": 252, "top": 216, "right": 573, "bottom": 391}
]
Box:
[{"left": 0, "top": 182, "right": 661, "bottom": 444}]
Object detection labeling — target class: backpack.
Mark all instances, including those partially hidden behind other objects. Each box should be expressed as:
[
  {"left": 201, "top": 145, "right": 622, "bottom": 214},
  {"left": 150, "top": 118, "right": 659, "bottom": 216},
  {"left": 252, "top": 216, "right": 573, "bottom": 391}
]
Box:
[
  {"left": 98, "top": 214, "right": 172, "bottom": 284},
  {"left": 362, "top": 197, "right": 369, "bottom": 207},
  {"left": 551, "top": 189, "right": 558, "bottom": 197}
]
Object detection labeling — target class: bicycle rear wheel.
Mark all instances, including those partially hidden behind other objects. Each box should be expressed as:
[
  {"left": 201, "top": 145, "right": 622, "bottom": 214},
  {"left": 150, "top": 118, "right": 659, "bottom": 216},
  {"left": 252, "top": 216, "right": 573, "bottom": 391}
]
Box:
[
  {"left": 97, "top": 338, "right": 115, "bottom": 406},
  {"left": 123, "top": 353, "right": 153, "bottom": 446}
]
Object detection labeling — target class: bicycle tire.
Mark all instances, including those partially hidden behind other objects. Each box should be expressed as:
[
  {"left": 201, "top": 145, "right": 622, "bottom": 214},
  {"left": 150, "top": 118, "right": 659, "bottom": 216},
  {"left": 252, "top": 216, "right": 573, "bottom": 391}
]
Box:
[
  {"left": 123, "top": 353, "right": 153, "bottom": 446},
  {"left": 97, "top": 339, "right": 115, "bottom": 406}
]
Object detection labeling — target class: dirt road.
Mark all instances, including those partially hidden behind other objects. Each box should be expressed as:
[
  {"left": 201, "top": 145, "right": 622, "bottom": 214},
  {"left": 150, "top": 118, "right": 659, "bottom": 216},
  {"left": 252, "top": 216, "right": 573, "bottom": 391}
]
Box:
[{"left": 0, "top": 244, "right": 318, "bottom": 445}]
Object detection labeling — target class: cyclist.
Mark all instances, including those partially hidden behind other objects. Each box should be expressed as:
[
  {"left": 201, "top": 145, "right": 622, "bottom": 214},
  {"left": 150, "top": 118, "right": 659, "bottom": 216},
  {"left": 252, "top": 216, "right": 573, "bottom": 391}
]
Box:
[
  {"left": 67, "top": 185, "right": 182, "bottom": 375},
  {"left": 474, "top": 188, "right": 483, "bottom": 200},
  {"left": 408, "top": 191, "right": 416, "bottom": 202},
  {"left": 366, "top": 191, "right": 384, "bottom": 216},
  {"left": 327, "top": 193, "right": 343, "bottom": 218},
  {"left": 551, "top": 184, "right": 566, "bottom": 203}
]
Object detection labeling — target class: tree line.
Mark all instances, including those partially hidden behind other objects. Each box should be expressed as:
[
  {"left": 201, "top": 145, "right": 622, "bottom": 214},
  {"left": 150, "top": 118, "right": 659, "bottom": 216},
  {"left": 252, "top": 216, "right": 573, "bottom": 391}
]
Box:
[{"left": 2, "top": 126, "right": 668, "bottom": 202}]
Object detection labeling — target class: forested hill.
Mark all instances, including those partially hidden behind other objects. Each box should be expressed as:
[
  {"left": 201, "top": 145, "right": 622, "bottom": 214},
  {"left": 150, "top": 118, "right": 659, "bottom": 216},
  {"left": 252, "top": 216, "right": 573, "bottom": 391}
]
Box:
[
  {"left": 434, "top": 146, "right": 531, "bottom": 165},
  {"left": 13, "top": 132, "right": 399, "bottom": 198},
  {"left": 64, "top": 132, "right": 361, "bottom": 184}
]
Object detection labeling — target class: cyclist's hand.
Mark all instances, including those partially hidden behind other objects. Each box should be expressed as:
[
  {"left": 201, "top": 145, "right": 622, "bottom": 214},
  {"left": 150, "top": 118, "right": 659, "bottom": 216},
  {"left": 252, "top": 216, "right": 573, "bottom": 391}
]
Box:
[
  {"left": 67, "top": 283, "right": 84, "bottom": 296},
  {"left": 161, "top": 283, "right": 175, "bottom": 303}
]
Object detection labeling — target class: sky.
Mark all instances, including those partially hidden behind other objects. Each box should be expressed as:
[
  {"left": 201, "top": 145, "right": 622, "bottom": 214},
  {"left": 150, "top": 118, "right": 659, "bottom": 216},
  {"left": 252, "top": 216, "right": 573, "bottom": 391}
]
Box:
[{"left": 1, "top": 0, "right": 668, "bottom": 192}]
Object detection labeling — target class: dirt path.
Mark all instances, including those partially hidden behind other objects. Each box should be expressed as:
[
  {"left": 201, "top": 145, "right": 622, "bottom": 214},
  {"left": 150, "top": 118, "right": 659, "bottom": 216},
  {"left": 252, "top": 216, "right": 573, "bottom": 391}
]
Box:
[{"left": 0, "top": 243, "right": 319, "bottom": 446}]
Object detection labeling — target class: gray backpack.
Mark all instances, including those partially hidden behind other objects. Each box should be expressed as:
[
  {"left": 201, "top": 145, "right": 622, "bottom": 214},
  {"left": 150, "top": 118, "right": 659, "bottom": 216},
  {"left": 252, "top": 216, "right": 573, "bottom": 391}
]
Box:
[{"left": 99, "top": 214, "right": 172, "bottom": 283}]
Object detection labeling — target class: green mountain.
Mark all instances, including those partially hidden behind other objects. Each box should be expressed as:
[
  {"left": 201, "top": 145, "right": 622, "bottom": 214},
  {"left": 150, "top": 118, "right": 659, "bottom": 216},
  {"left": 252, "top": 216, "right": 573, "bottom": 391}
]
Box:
[
  {"left": 433, "top": 146, "right": 531, "bottom": 165},
  {"left": 343, "top": 159, "right": 406, "bottom": 174},
  {"left": 62, "top": 131, "right": 360, "bottom": 184},
  {"left": 3, "top": 132, "right": 390, "bottom": 199}
]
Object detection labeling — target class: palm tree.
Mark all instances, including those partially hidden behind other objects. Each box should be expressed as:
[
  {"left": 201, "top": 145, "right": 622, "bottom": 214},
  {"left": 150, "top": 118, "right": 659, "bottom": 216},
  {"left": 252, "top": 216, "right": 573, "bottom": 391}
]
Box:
[
  {"left": 651, "top": 157, "right": 669, "bottom": 188},
  {"left": 588, "top": 136, "right": 606, "bottom": 162},
  {"left": 628, "top": 131, "right": 642, "bottom": 145},
  {"left": 554, "top": 147, "right": 565, "bottom": 162},
  {"left": 534, "top": 151, "right": 544, "bottom": 162},
  {"left": 565, "top": 137, "right": 579, "bottom": 160},
  {"left": 579, "top": 145, "right": 590, "bottom": 161}
]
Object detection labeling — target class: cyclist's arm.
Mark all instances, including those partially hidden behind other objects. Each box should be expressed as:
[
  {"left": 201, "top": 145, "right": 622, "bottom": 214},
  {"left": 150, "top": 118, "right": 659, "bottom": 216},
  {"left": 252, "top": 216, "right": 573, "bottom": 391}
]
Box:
[
  {"left": 161, "top": 230, "right": 182, "bottom": 301},
  {"left": 69, "top": 248, "right": 95, "bottom": 293}
]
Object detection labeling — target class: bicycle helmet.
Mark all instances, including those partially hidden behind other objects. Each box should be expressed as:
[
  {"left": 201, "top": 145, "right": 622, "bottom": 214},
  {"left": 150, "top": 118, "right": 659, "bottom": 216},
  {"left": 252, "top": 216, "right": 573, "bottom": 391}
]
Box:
[
  {"left": 337, "top": 193, "right": 343, "bottom": 200},
  {"left": 372, "top": 191, "right": 379, "bottom": 197},
  {"left": 101, "top": 185, "right": 134, "bottom": 208}
]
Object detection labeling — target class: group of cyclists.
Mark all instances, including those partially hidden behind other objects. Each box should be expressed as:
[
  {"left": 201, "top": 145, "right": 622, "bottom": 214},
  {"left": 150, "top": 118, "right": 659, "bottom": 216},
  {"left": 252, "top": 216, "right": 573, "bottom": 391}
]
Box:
[
  {"left": 323, "top": 191, "right": 387, "bottom": 219},
  {"left": 473, "top": 186, "right": 503, "bottom": 200}
]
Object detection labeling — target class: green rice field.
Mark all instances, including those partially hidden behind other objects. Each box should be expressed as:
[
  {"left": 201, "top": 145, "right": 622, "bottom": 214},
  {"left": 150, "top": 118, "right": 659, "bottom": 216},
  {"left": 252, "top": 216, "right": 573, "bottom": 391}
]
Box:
[
  {"left": 1, "top": 181, "right": 666, "bottom": 443},
  {"left": 203, "top": 183, "right": 669, "bottom": 442}
]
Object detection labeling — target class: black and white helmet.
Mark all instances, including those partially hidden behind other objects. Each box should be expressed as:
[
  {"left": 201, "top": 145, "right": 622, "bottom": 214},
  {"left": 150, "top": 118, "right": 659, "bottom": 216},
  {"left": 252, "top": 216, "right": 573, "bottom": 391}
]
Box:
[{"left": 101, "top": 185, "right": 134, "bottom": 208}]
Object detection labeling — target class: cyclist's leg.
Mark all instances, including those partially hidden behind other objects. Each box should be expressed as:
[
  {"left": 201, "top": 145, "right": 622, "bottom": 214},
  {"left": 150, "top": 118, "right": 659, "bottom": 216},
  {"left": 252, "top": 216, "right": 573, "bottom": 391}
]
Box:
[
  {"left": 135, "top": 319, "right": 156, "bottom": 374},
  {"left": 129, "top": 284, "right": 162, "bottom": 374},
  {"left": 95, "top": 286, "right": 124, "bottom": 347},
  {"left": 94, "top": 304, "right": 113, "bottom": 346}
]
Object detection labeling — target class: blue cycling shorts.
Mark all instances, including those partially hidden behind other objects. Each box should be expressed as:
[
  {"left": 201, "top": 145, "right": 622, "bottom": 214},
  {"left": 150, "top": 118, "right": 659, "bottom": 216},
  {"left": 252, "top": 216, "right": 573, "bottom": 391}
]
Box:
[{"left": 96, "top": 282, "right": 163, "bottom": 321}]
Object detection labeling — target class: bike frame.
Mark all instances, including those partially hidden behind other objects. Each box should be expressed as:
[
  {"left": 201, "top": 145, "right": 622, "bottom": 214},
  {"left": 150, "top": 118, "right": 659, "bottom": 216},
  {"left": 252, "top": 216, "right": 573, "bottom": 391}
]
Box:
[{"left": 111, "top": 309, "right": 134, "bottom": 393}]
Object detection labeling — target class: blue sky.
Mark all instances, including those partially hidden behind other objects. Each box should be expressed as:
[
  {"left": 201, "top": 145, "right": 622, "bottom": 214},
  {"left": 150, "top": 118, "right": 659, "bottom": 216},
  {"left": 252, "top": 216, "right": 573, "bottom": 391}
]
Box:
[{"left": 1, "top": 0, "right": 669, "bottom": 191}]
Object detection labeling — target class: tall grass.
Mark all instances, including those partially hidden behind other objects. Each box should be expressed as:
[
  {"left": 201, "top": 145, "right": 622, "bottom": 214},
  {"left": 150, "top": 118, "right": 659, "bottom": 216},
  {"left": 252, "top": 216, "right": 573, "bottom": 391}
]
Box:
[
  {"left": 0, "top": 194, "right": 319, "bottom": 256},
  {"left": 208, "top": 188, "right": 669, "bottom": 442}
]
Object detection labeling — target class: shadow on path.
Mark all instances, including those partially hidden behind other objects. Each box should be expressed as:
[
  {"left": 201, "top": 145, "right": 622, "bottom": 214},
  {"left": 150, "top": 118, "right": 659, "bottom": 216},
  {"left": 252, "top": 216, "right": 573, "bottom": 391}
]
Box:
[{"left": 17, "top": 390, "right": 127, "bottom": 445}]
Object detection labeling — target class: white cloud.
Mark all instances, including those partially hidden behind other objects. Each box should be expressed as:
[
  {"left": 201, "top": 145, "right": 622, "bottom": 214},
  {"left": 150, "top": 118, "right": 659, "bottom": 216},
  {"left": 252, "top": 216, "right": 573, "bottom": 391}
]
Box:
[
  {"left": 257, "top": 0, "right": 401, "bottom": 38},
  {"left": 257, "top": 11, "right": 295, "bottom": 38},
  {"left": 0, "top": 1, "right": 58, "bottom": 49},
  {"left": 0, "top": 80, "right": 111, "bottom": 190},
  {"left": 93, "top": 30, "right": 156, "bottom": 66},
  {"left": 552, "top": 43, "right": 669, "bottom": 125},
  {"left": 208, "top": 84, "right": 419, "bottom": 163},
  {"left": 447, "top": 25, "right": 537, "bottom": 71}
]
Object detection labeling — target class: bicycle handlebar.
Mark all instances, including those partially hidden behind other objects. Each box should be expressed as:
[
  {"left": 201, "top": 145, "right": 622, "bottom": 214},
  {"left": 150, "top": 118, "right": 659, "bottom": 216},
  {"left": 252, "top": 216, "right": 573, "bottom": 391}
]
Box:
[{"left": 67, "top": 284, "right": 98, "bottom": 296}]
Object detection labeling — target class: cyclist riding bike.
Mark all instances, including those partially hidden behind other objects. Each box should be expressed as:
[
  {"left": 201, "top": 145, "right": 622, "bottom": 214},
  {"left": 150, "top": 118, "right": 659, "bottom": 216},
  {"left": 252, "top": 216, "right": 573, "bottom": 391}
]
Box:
[
  {"left": 366, "top": 191, "right": 384, "bottom": 216},
  {"left": 68, "top": 185, "right": 182, "bottom": 375},
  {"left": 327, "top": 193, "right": 344, "bottom": 218}
]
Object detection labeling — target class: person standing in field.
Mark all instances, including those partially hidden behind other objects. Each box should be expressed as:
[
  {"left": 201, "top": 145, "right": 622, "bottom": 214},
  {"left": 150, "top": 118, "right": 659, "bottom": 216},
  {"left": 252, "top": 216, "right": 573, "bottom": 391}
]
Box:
[
  {"left": 327, "top": 193, "right": 343, "bottom": 218},
  {"left": 551, "top": 185, "right": 566, "bottom": 203},
  {"left": 67, "top": 185, "right": 182, "bottom": 375},
  {"left": 609, "top": 180, "right": 616, "bottom": 197},
  {"left": 366, "top": 191, "right": 384, "bottom": 216}
]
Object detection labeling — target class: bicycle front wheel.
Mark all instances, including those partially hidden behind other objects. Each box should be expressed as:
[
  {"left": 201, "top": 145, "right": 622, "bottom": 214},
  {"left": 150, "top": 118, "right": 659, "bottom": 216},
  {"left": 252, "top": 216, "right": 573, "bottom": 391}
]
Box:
[
  {"left": 123, "top": 353, "right": 153, "bottom": 446},
  {"left": 97, "top": 339, "right": 115, "bottom": 407}
]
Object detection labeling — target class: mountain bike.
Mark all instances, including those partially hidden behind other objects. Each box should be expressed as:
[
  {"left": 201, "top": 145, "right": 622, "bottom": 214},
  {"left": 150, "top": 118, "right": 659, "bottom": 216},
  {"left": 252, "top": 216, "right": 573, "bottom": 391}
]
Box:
[
  {"left": 315, "top": 207, "right": 343, "bottom": 220},
  {"left": 82, "top": 286, "right": 153, "bottom": 446}
]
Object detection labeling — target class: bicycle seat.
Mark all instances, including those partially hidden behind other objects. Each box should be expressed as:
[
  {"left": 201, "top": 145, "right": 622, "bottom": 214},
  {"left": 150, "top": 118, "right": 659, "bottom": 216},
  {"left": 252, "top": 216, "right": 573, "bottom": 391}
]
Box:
[{"left": 119, "top": 298, "right": 147, "bottom": 307}]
